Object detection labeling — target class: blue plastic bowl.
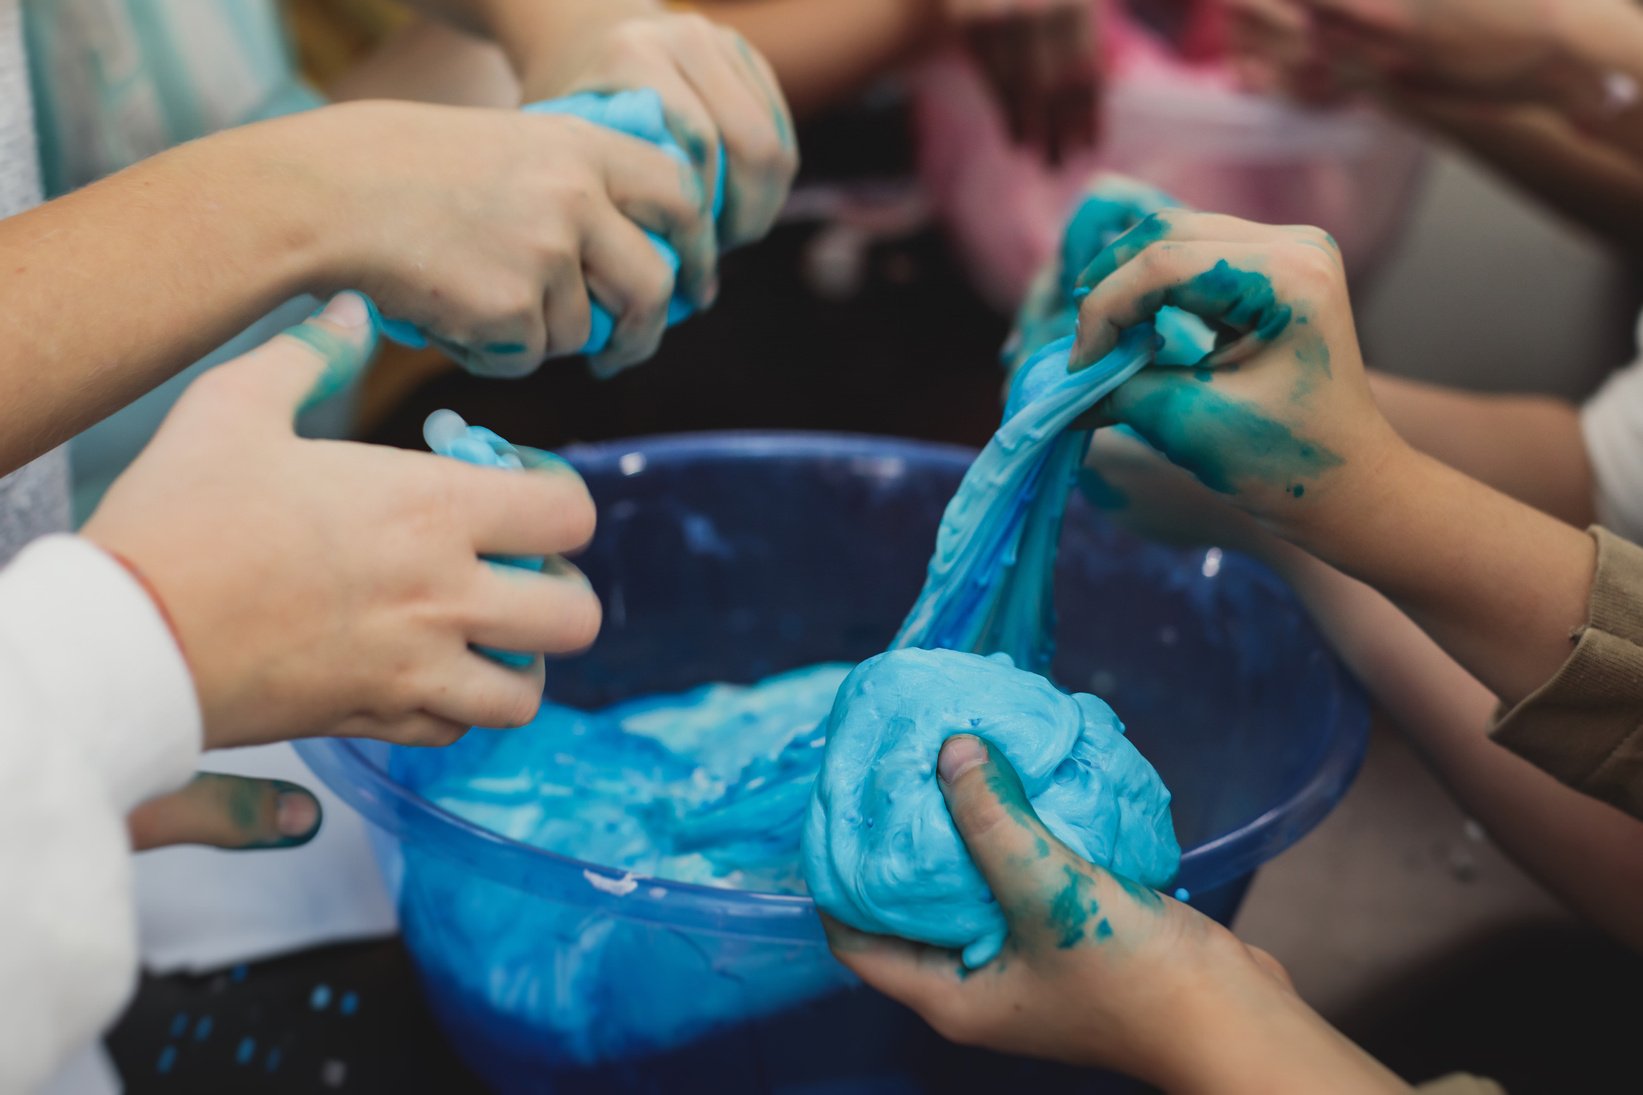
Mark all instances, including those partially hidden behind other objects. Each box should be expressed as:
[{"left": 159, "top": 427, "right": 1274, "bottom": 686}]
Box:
[{"left": 298, "top": 431, "right": 1368, "bottom": 1093}]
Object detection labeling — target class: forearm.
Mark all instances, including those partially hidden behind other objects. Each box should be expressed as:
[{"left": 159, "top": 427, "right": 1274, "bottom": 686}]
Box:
[
  {"left": 1290, "top": 444, "right": 1595, "bottom": 706},
  {"left": 1368, "top": 371, "right": 1596, "bottom": 528},
  {"left": 0, "top": 120, "right": 330, "bottom": 475},
  {"left": 406, "top": 0, "right": 656, "bottom": 89},
  {"left": 1273, "top": 545, "right": 1643, "bottom": 952},
  {"left": 693, "top": 0, "right": 942, "bottom": 117},
  {"left": 1166, "top": 986, "right": 1408, "bottom": 1094},
  {"left": 1392, "top": 95, "right": 1643, "bottom": 255}
]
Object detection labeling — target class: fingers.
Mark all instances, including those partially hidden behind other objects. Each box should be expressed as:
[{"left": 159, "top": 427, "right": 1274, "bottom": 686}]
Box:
[
  {"left": 209, "top": 293, "right": 378, "bottom": 424},
  {"left": 465, "top": 557, "right": 602, "bottom": 656},
  {"left": 680, "top": 25, "right": 798, "bottom": 248},
  {"left": 331, "top": 711, "right": 472, "bottom": 748},
  {"left": 939, "top": 735, "right": 1170, "bottom": 954},
  {"left": 1071, "top": 214, "right": 1339, "bottom": 368},
  {"left": 936, "top": 736, "right": 1073, "bottom": 949},
  {"left": 822, "top": 914, "right": 972, "bottom": 1013},
  {"left": 582, "top": 201, "right": 677, "bottom": 375},
  {"left": 129, "top": 774, "right": 322, "bottom": 852},
  {"left": 585, "top": 121, "right": 718, "bottom": 310},
  {"left": 427, "top": 651, "right": 548, "bottom": 730},
  {"left": 442, "top": 455, "right": 597, "bottom": 558},
  {"left": 1074, "top": 209, "right": 1317, "bottom": 294},
  {"left": 541, "top": 233, "right": 596, "bottom": 359}
]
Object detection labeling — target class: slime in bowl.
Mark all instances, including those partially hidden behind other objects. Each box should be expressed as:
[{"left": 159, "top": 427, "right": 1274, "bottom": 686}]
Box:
[{"left": 297, "top": 431, "right": 1369, "bottom": 1094}]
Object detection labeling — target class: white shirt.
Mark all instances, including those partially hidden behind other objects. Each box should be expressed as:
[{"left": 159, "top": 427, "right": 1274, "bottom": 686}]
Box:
[
  {"left": 1583, "top": 311, "right": 1643, "bottom": 543},
  {"left": 0, "top": 537, "right": 200, "bottom": 1092}
]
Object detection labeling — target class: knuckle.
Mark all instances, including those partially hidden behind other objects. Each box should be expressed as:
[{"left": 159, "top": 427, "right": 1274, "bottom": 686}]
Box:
[{"left": 546, "top": 172, "right": 600, "bottom": 218}]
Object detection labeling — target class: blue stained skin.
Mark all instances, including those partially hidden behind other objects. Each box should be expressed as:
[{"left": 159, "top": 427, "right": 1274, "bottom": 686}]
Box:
[
  {"left": 1113, "top": 382, "right": 1342, "bottom": 497},
  {"left": 371, "top": 90, "right": 727, "bottom": 376},
  {"left": 287, "top": 299, "right": 381, "bottom": 413}
]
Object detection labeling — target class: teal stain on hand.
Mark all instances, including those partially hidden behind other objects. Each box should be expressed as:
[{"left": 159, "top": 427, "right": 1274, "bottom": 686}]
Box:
[
  {"left": 1094, "top": 917, "right": 1114, "bottom": 941},
  {"left": 1047, "top": 864, "right": 1099, "bottom": 949},
  {"left": 1180, "top": 261, "right": 1292, "bottom": 345},
  {"left": 1112, "top": 381, "right": 1342, "bottom": 497},
  {"left": 1111, "top": 872, "right": 1166, "bottom": 912},
  {"left": 982, "top": 742, "right": 1052, "bottom": 859},
  {"left": 285, "top": 319, "right": 378, "bottom": 414},
  {"left": 1072, "top": 210, "right": 1173, "bottom": 295}
]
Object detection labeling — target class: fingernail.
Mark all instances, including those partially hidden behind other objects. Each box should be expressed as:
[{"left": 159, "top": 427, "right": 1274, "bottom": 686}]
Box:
[
  {"left": 939, "top": 734, "right": 987, "bottom": 785},
  {"left": 275, "top": 792, "right": 320, "bottom": 838},
  {"left": 316, "top": 291, "right": 369, "bottom": 330}
]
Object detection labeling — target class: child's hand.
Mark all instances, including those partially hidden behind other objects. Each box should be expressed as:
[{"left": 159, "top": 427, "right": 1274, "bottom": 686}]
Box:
[
  {"left": 82, "top": 294, "right": 602, "bottom": 751},
  {"left": 523, "top": 12, "right": 799, "bottom": 254},
  {"left": 269, "top": 100, "right": 717, "bottom": 378},
  {"left": 1071, "top": 210, "right": 1406, "bottom": 541},
  {"left": 827, "top": 735, "right": 1405, "bottom": 1091},
  {"left": 945, "top": 0, "right": 1102, "bottom": 164}
]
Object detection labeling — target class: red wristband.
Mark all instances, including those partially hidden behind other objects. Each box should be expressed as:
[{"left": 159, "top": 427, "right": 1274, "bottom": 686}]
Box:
[{"left": 105, "top": 549, "right": 187, "bottom": 658}]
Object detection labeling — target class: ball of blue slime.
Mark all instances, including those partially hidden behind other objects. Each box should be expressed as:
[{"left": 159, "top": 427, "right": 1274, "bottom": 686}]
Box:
[{"left": 803, "top": 648, "right": 1180, "bottom": 969}]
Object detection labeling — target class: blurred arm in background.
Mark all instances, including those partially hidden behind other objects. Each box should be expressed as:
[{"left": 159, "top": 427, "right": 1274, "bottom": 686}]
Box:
[{"left": 1223, "top": 0, "right": 1643, "bottom": 251}]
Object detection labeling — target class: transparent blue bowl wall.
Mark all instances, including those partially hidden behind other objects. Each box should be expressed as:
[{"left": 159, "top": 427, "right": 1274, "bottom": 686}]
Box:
[{"left": 298, "top": 432, "right": 1368, "bottom": 1093}]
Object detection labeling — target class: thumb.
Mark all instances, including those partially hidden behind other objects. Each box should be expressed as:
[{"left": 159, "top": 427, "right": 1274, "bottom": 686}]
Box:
[
  {"left": 937, "top": 735, "right": 1169, "bottom": 955},
  {"left": 129, "top": 774, "right": 322, "bottom": 852},
  {"left": 225, "top": 292, "right": 378, "bottom": 422},
  {"left": 936, "top": 735, "right": 1074, "bottom": 948}
]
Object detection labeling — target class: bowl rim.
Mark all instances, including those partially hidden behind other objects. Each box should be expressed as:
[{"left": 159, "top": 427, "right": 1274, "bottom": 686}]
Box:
[{"left": 297, "top": 430, "right": 1369, "bottom": 944}]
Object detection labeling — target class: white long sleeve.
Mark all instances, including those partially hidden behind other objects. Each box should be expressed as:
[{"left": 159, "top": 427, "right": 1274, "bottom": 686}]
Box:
[
  {"left": 1582, "top": 311, "right": 1643, "bottom": 544},
  {"left": 0, "top": 535, "right": 200, "bottom": 1093}
]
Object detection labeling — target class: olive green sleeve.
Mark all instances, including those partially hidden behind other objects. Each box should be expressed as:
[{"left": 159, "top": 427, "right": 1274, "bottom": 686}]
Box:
[{"left": 1491, "top": 527, "right": 1643, "bottom": 820}]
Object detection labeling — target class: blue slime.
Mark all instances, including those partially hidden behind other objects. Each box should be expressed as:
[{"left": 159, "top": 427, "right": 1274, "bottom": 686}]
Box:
[{"left": 393, "top": 187, "right": 1206, "bottom": 1063}]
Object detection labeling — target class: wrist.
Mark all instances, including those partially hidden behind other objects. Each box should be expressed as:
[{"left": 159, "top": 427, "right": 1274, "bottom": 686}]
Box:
[
  {"left": 192, "top": 113, "right": 353, "bottom": 302},
  {"left": 1264, "top": 430, "right": 1424, "bottom": 564},
  {"left": 247, "top": 103, "right": 403, "bottom": 298}
]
